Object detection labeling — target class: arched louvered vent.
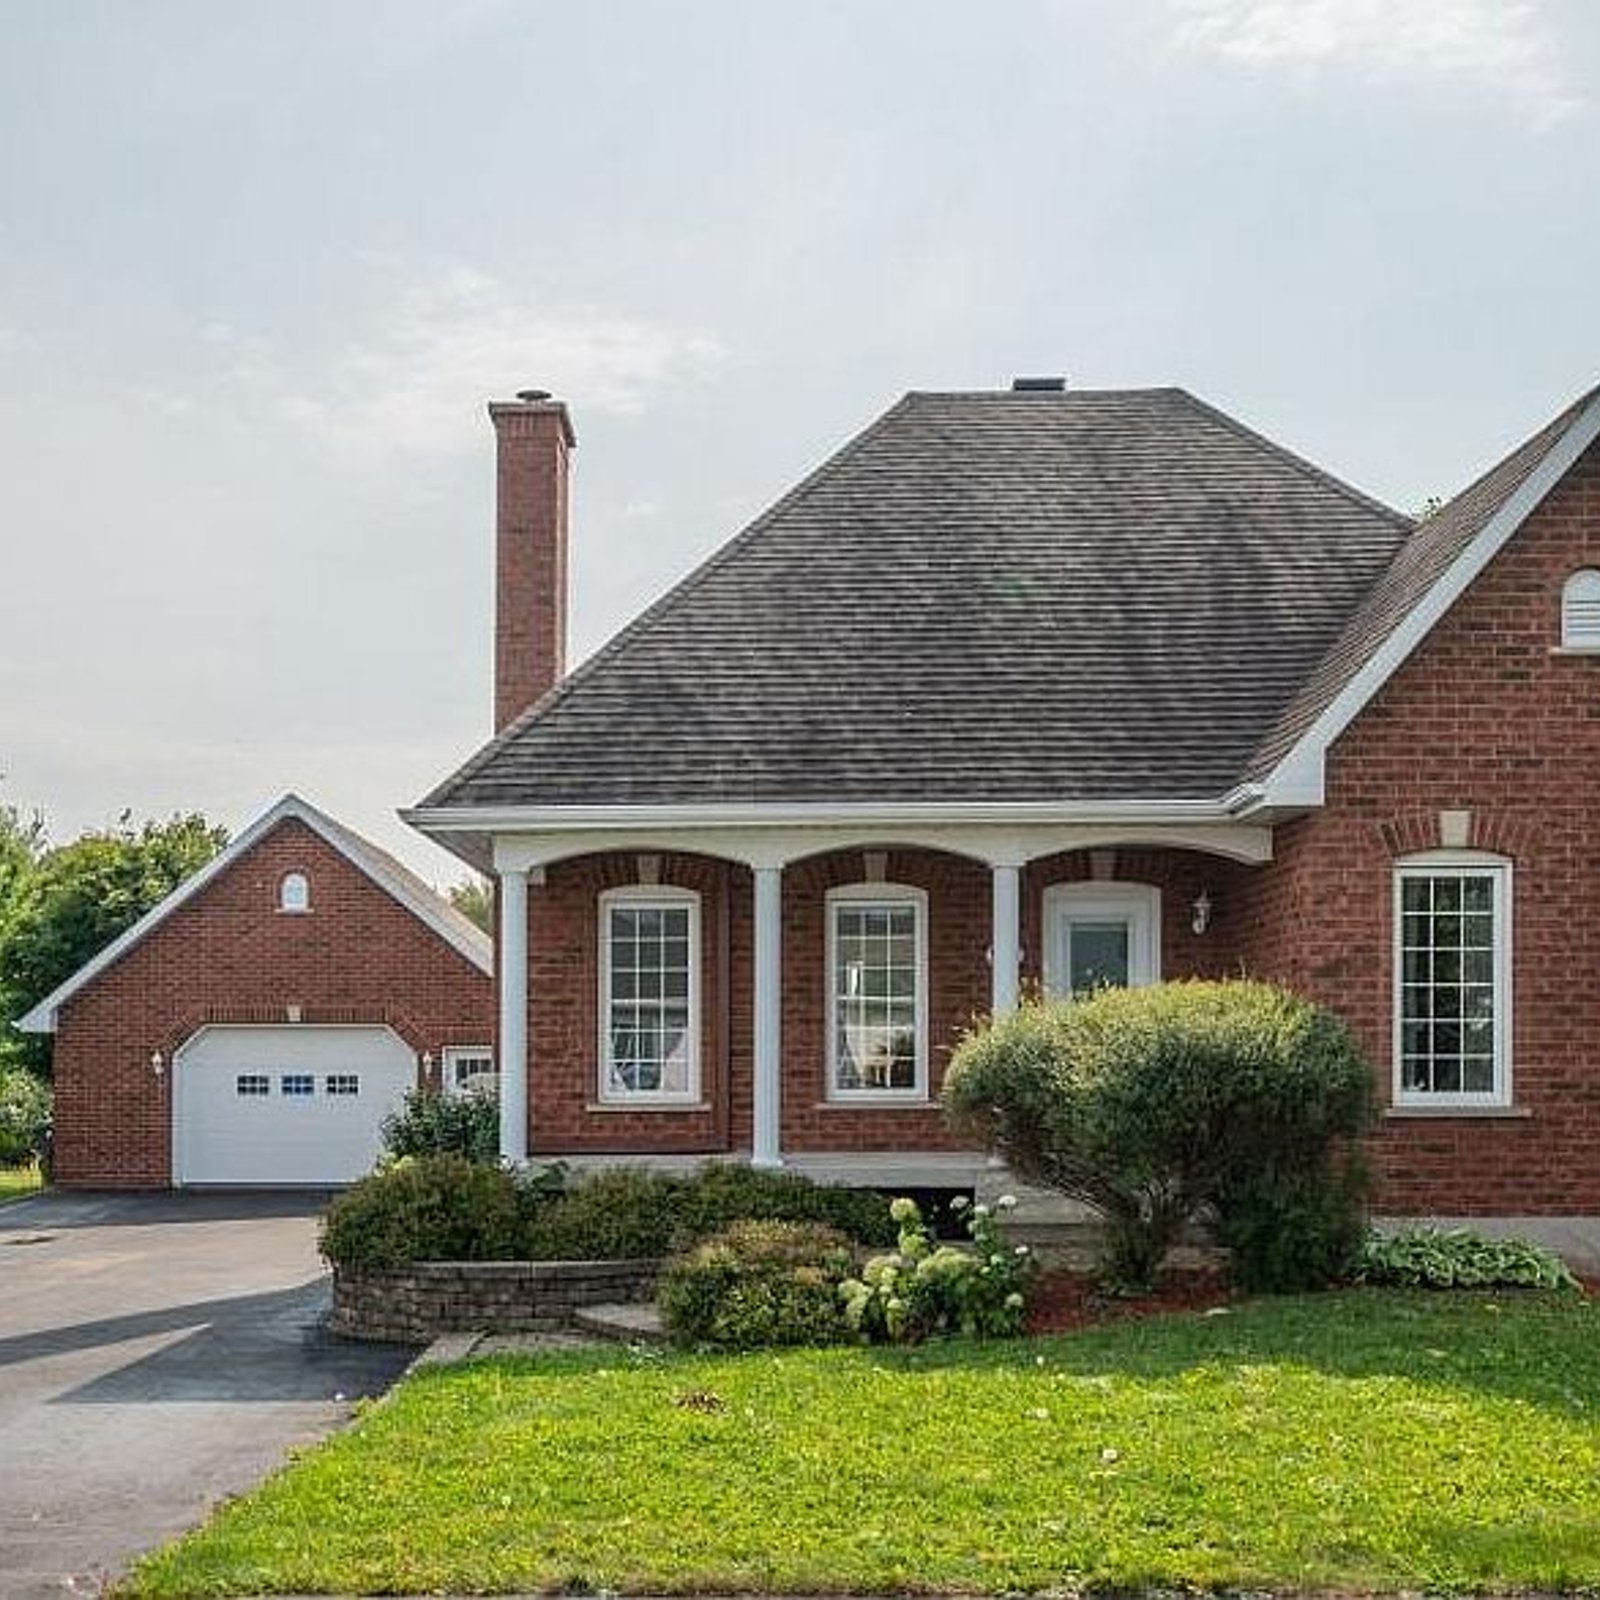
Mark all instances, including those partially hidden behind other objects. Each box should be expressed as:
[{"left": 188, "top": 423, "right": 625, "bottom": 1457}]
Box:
[{"left": 1562, "top": 570, "right": 1600, "bottom": 649}]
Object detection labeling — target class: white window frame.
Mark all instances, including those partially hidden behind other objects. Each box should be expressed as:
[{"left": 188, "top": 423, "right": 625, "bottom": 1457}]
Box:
[
  {"left": 1393, "top": 851, "right": 1513, "bottom": 1109},
  {"left": 1041, "top": 881, "right": 1162, "bottom": 1000},
  {"left": 278, "top": 871, "right": 311, "bottom": 913},
  {"left": 597, "top": 884, "right": 702, "bottom": 1106},
  {"left": 442, "top": 1046, "right": 497, "bottom": 1099},
  {"left": 825, "top": 882, "right": 929, "bottom": 1103},
  {"left": 1562, "top": 569, "right": 1600, "bottom": 650}
]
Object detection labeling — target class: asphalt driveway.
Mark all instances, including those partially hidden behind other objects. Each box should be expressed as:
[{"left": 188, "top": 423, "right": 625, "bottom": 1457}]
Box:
[{"left": 0, "top": 1190, "right": 415, "bottom": 1598}]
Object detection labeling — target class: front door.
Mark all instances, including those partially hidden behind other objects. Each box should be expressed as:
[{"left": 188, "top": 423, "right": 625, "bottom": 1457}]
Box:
[{"left": 1043, "top": 883, "right": 1161, "bottom": 1000}]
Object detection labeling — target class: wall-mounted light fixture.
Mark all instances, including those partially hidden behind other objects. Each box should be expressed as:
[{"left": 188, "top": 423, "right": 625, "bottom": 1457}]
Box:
[
  {"left": 150, "top": 1050, "right": 165, "bottom": 1080},
  {"left": 1191, "top": 890, "right": 1213, "bottom": 936}
]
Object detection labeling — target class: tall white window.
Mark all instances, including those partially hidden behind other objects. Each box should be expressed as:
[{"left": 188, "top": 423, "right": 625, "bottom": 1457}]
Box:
[
  {"left": 278, "top": 872, "right": 311, "bottom": 913},
  {"left": 599, "top": 887, "right": 700, "bottom": 1103},
  {"left": 1394, "top": 854, "right": 1512, "bottom": 1106},
  {"left": 827, "top": 884, "right": 927, "bottom": 1099},
  {"left": 1562, "top": 569, "right": 1600, "bottom": 649}
]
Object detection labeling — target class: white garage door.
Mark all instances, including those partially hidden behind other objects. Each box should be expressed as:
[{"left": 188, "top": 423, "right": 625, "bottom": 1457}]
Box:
[{"left": 173, "top": 1025, "right": 417, "bottom": 1186}]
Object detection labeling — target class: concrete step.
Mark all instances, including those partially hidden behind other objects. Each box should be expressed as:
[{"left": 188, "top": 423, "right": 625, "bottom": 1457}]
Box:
[{"left": 570, "top": 1301, "right": 669, "bottom": 1345}]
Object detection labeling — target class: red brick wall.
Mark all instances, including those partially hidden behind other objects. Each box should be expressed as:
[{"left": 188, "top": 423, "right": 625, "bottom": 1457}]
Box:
[
  {"left": 1234, "top": 438, "right": 1600, "bottom": 1213},
  {"left": 521, "top": 845, "right": 1252, "bottom": 1159},
  {"left": 52, "top": 818, "right": 493, "bottom": 1188}
]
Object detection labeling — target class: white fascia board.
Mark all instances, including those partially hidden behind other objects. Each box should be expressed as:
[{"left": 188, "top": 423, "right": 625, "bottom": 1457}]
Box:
[
  {"left": 1260, "top": 392, "right": 1600, "bottom": 809},
  {"left": 18, "top": 793, "right": 490, "bottom": 1034},
  {"left": 403, "top": 796, "right": 1242, "bottom": 835}
]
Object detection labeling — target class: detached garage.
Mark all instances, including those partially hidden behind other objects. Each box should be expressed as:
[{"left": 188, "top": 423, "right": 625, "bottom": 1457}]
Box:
[{"left": 20, "top": 794, "right": 495, "bottom": 1189}]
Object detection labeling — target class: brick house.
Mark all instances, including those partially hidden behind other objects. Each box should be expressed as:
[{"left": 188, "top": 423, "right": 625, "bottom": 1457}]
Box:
[
  {"left": 22, "top": 794, "right": 494, "bottom": 1187},
  {"left": 410, "top": 378, "right": 1600, "bottom": 1216}
]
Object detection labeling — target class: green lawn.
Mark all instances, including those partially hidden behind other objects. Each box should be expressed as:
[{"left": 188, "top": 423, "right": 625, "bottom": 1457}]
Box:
[
  {"left": 0, "top": 1162, "right": 42, "bottom": 1205},
  {"left": 124, "top": 1290, "right": 1600, "bottom": 1597}
]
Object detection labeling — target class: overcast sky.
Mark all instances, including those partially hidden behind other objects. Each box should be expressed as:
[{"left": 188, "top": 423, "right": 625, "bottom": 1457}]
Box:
[{"left": 2, "top": 0, "right": 1598, "bottom": 884}]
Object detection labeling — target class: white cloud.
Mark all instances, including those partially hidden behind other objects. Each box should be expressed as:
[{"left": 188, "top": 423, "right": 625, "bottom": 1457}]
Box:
[
  {"left": 276, "top": 267, "right": 725, "bottom": 463},
  {"left": 1171, "top": 0, "right": 1583, "bottom": 127}
]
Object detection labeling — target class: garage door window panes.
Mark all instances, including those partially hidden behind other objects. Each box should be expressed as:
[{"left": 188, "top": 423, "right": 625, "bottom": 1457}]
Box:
[
  {"left": 325, "top": 1074, "right": 360, "bottom": 1096},
  {"left": 281, "top": 1073, "right": 315, "bottom": 1097},
  {"left": 235, "top": 1074, "right": 270, "bottom": 1097}
]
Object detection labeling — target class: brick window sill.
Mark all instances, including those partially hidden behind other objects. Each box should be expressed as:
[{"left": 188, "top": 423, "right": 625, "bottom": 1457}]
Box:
[
  {"left": 1548, "top": 646, "right": 1600, "bottom": 657},
  {"left": 1384, "top": 1105, "right": 1532, "bottom": 1121},
  {"left": 584, "top": 1101, "right": 713, "bottom": 1115}
]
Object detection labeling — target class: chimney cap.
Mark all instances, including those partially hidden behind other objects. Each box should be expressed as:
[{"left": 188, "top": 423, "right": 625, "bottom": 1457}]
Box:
[
  {"left": 515, "top": 388, "right": 553, "bottom": 402},
  {"left": 1011, "top": 376, "right": 1067, "bottom": 393}
]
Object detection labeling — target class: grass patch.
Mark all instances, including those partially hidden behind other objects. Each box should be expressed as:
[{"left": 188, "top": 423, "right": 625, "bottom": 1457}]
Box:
[
  {"left": 0, "top": 1162, "right": 41, "bottom": 1205},
  {"left": 123, "top": 1290, "right": 1600, "bottom": 1596}
]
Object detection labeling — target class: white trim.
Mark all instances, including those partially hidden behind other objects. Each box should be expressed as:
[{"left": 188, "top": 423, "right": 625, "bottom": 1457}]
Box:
[
  {"left": 486, "top": 820, "right": 1274, "bottom": 873},
  {"left": 1265, "top": 392, "right": 1600, "bottom": 806},
  {"left": 1041, "top": 881, "right": 1161, "bottom": 998},
  {"left": 442, "top": 1044, "right": 497, "bottom": 1098},
  {"left": 825, "top": 882, "right": 930, "bottom": 1103},
  {"left": 596, "top": 884, "right": 703, "bottom": 1106},
  {"left": 1392, "top": 851, "right": 1513, "bottom": 1110},
  {"left": 410, "top": 797, "right": 1247, "bottom": 834},
  {"left": 18, "top": 792, "right": 493, "bottom": 1033}
]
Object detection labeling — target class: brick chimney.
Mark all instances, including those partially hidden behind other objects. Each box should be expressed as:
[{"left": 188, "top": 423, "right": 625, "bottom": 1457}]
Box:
[{"left": 490, "top": 390, "right": 576, "bottom": 732}]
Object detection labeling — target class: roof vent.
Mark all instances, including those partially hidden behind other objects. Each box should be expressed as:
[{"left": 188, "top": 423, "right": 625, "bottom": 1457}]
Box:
[
  {"left": 516, "top": 388, "right": 553, "bottom": 403},
  {"left": 1011, "top": 376, "right": 1066, "bottom": 393}
]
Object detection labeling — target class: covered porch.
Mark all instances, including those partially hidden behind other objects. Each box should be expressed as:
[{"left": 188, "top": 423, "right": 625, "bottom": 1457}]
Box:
[{"left": 487, "top": 810, "right": 1276, "bottom": 1177}]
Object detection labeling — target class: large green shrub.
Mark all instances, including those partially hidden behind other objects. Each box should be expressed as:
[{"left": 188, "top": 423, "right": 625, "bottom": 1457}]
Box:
[
  {"left": 840, "top": 1195, "right": 1037, "bottom": 1343},
  {"left": 380, "top": 1087, "right": 500, "bottom": 1166},
  {"left": 944, "top": 980, "right": 1372, "bottom": 1291},
  {"left": 320, "top": 1155, "right": 532, "bottom": 1269},
  {"left": 524, "top": 1163, "right": 894, "bottom": 1261},
  {"left": 659, "top": 1220, "right": 856, "bottom": 1349},
  {"left": 1357, "top": 1226, "right": 1580, "bottom": 1291},
  {"left": 0, "top": 1067, "right": 50, "bottom": 1167}
]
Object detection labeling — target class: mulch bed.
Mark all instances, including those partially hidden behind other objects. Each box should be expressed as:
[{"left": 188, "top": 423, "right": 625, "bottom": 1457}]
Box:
[{"left": 1027, "top": 1264, "right": 1235, "bottom": 1333}]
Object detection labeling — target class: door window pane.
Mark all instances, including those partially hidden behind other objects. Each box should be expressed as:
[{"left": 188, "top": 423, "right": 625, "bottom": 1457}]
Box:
[{"left": 1068, "top": 920, "right": 1131, "bottom": 997}]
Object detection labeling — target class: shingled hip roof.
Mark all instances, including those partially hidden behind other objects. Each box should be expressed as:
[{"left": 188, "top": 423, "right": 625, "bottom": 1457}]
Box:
[{"left": 419, "top": 386, "right": 1415, "bottom": 817}]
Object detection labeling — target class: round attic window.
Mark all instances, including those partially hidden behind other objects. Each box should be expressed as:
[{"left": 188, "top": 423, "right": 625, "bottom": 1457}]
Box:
[{"left": 279, "top": 872, "right": 311, "bottom": 913}]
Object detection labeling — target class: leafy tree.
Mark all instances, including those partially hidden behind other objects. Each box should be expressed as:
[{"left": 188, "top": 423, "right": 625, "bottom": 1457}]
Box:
[
  {"left": 0, "top": 803, "right": 45, "bottom": 944},
  {"left": 448, "top": 875, "right": 493, "bottom": 934},
  {"left": 0, "top": 812, "right": 226, "bottom": 1075}
]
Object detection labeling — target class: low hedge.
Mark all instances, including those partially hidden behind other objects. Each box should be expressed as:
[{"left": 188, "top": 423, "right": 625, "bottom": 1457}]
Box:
[
  {"left": 321, "top": 1157, "right": 895, "bottom": 1270},
  {"left": 524, "top": 1164, "right": 895, "bottom": 1261}
]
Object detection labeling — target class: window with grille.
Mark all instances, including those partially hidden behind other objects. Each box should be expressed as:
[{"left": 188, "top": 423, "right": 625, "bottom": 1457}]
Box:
[
  {"left": 1395, "top": 857, "right": 1511, "bottom": 1105},
  {"left": 280, "top": 1073, "right": 315, "bottom": 1098},
  {"left": 827, "top": 885, "right": 927, "bottom": 1098},
  {"left": 325, "top": 1074, "right": 360, "bottom": 1096},
  {"left": 599, "top": 890, "right": 699, "bottom": 1102},
  {"left": 1562, "top": 569, "right": 1600, "bottom": 649},
  {"left": 236, "top": 1074, "right": 270, "bottom": 1097}
]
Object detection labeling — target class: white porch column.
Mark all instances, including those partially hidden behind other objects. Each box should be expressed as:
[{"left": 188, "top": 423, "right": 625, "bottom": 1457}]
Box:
[
  {"left": 991, "top": 861, "right": 1022, "bottom": 1017},
  {"left": 752, "top": 863, "right": 784, "bottom": 1169},
  {"left": 498, "top": 865, "right": 529, "bottom": 1165}
]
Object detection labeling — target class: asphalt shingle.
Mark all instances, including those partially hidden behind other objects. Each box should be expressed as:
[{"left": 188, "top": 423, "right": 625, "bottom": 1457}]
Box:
[{"left": 422, "top": 387, "right": 1413, "bottom": 809}]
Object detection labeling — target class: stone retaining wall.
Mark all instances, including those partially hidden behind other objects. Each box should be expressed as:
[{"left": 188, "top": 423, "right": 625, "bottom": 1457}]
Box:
[{"left": 330, "top": 1258, "right": 661, "bottom": 1342}]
